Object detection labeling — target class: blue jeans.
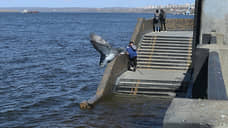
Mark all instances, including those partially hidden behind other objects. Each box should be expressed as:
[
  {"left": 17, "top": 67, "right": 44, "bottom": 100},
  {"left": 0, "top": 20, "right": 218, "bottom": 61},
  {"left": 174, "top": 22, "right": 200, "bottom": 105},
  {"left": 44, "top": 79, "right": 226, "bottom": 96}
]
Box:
[{"left": 155, "top": 25, "right": 160, "bottom": 32}]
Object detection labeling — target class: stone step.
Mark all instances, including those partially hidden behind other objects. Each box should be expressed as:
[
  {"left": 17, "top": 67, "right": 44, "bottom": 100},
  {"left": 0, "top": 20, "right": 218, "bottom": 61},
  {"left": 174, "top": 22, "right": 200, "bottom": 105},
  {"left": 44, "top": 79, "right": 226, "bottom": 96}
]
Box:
[
  {"left": 137, "top": 65, "right": 190, "bottom": 70},
  {"left": 142, "top": 41, "right": 192, "bottom": 45},
  {"left": 138, "top": 49, "right": 192, "bottom": 53},
  {"left": 142, "top": 40, "right": 191, "bottom": 44},
  {"left": 119, "top": 78, "right": 184, "bottom": 84},
  {"left": 116, "top": 85, "right": 187, "bottom": 93},
  {"left": 137, "top": 54, "right": 192, "bottom": 58},
  {"left": 118, "top": 81, "right": 182, "bottom": 87},
  {"left": 116, "top": 86, "right": 178, "bottom": 93},
  {"left": 137, "top": 65, "right": 189, "bottom": 69},
  {"left": 141, "top": 43, "right": 191, "bottom": 47},
  {"left": 137, "top": 58, "right": 191, "bottom": 64},
  {"left": 118, "top": 85, "right": 178, "bottom": 90},
  {"left": 138, "top": 54, "right": 191, "bottom": 59},
  {"left": 139, "top": 46, "right": 192, "bottom": 50},
  {"left": 137, "top": 57, "right": 192, "bottom": 64},
  {"left": 137, "top": 56, "right": 191, "bottom": 62},
  {"left": 138, "top": 57, "right": 191, "bottom": 61},
  {"left": 143, "top": 38, "right": 192, "bottom": 42},
  {"left": 137, "top": 62, "right": 191, "bottom": 67},
  {"left": 140, "top": 45, "right": 191, "bottom": 49},
  {"left": 137, "top": 54, "right": 192, "bottom": 60},
  {"left": 116, "top": 90, "right": 176, "bottom": 97},
  {"left": 137, "top": 52, "right": 190, "bottom": 57},
  {"left": 144, "top": 35, "right": 192, "bottom": 39},
  {"left": 141, "top": 42, "right": 191, "bottom": 47}
]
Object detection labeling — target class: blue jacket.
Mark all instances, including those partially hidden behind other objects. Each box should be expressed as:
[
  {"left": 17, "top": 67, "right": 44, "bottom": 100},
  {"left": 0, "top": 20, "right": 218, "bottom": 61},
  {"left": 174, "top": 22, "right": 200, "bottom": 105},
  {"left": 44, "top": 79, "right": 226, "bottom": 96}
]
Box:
[{"left": 126, "top": 45, "right": 137, "bottom": 59}]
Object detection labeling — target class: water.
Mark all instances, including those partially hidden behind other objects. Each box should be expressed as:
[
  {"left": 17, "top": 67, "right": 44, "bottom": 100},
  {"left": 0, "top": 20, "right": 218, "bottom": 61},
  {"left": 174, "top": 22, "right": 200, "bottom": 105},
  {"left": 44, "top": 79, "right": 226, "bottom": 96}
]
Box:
[{"left": 0, "top": 13, "right": 192, "bottom": 128}]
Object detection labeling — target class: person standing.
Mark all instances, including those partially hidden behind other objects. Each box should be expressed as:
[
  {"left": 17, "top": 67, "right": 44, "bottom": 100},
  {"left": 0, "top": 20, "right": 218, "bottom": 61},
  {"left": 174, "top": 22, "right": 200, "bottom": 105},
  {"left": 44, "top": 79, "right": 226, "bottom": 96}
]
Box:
[
  {"left": 153, "top": 9, "right": 161, "bottom": 32},
  {"left": 160, "top": 9, "right": 167, "bottom": 31},
  {"left": 126, "top": 41, "right": 137, "bottom": 71}
]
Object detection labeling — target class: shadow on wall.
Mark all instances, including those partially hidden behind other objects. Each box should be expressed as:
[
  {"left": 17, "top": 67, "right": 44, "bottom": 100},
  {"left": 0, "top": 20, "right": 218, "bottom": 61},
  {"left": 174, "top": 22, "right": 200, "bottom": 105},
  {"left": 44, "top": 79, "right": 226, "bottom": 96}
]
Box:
[
  {"left": 207, "top": 52, "right": 227, "bottom": 100},
  {"left": 192, "top": 48, "right": 209, "bottom": 99}
]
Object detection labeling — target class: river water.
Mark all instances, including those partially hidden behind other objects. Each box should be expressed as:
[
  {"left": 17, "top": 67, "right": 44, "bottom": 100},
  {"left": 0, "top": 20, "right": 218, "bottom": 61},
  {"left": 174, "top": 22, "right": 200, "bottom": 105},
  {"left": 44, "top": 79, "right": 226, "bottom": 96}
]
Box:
[{"left": 0, "top": 13, "right": 193, "bottom": 128}]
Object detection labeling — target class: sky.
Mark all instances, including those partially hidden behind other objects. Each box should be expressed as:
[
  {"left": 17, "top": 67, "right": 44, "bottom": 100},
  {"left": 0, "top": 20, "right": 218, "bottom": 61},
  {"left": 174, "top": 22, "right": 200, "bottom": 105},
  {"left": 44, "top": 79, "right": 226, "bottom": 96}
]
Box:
[{"left": 0, "top": 0, "right": 195, "bottom": 8}]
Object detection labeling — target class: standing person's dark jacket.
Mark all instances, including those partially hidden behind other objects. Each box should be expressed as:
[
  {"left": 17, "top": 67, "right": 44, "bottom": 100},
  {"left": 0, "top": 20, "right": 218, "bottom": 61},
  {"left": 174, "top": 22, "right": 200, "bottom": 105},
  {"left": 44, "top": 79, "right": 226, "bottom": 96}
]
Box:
[
  {"left": 154, "top": 10, "right": 160, "bottom": 24},
  {"left": 160, "top": 9, "right": 167, "bottom": 31}
]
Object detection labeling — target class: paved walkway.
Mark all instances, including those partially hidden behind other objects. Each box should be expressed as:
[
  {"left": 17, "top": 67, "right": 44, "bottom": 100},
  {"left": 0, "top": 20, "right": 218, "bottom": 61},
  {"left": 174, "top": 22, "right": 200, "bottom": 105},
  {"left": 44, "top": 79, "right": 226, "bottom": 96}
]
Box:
[
  {"left": 120, "top": 69, "right": 189, "bottom": 82},
  {"left": 146, "top": 31, "right": 193, "bottom": 37}
]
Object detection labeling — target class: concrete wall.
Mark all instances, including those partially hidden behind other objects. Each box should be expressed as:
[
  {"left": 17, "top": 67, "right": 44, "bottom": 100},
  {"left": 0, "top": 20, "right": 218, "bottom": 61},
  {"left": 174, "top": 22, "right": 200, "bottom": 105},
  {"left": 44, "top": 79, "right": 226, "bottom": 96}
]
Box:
[
  {"left": 94, "top": 54, "right": 128, "bottom": 97},
  {"left": 192, "top": 48, "right": 209, "bottom": 99},
  {"left": 200, "top": 0, "right": 228, "bottom": 45},
  {"left": 80, "top": 54, "right": 129, "bottom": 109},
  {"left": 193, "top": 0, "right": 228, "bottom": 99},
  {"left": 192, "top": 47, "right": 228, "bottom": 100},
  {"left": 198, "top": 42, "right": 228, "bottom": 100},
  {"left": 208, "top": 52, "right": 227, "bottom": 100},
  {"left": 166, "top": 19, "right": 194, "bottom": 31},
  {"left": 219, "top": 49, "right": 228, "bottom": 92},
  {"left": 163, "top": 98, "right": 228, "bottom": 128}
]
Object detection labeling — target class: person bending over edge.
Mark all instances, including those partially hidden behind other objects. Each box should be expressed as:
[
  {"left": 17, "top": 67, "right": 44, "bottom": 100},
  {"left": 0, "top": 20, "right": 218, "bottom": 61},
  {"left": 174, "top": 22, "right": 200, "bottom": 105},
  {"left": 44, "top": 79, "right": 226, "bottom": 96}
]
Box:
[{"left": 126, "top": 41, "right": 137, "bottom": 71}]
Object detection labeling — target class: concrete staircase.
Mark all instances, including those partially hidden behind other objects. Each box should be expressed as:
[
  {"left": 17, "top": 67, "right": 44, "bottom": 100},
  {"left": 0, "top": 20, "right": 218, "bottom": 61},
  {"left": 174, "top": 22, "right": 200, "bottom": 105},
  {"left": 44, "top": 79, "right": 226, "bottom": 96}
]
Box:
[
  {"left": 114, "top": 69, "right": 191, "bottom": 97},
  {"left": 137, "top": 35, "right": 192, "bottom": 70},
  {"left": 115, "top": 78, "right": 188, "bottom": 97},
  {"left": 114, "top": 31, "right": 193, "bottom": 97}
]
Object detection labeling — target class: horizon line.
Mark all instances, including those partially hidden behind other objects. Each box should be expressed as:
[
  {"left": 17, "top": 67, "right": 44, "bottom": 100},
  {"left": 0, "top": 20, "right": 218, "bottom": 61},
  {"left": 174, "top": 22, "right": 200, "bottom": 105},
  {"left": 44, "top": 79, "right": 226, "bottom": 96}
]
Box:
[{"left": 0, "top": 2, "right": 195, "bottom": 8}]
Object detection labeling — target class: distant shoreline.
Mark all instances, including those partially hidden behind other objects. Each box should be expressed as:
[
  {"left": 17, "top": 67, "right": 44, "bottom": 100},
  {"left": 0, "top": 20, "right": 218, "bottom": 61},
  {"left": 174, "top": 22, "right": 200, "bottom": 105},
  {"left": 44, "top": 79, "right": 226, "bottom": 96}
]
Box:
[{"left": 0, "top": 7, "right": 194, "bottom": 15}]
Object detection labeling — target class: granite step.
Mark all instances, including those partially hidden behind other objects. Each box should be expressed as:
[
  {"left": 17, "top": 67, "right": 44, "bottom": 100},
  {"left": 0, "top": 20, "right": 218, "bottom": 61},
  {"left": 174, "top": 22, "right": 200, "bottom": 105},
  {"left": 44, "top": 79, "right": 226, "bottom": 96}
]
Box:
[
  {"left": 116, "top": 90, "right": 176, "bottom": 97},
  {"left": 137, "top": 65, "right": 190, "bottom": 70}
]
